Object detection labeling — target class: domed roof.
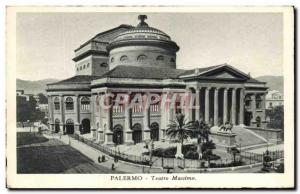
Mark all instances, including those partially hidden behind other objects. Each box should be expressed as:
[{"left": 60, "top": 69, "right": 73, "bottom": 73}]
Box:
[{"left": 107, "top": 15, "right": 179, "bottom": 52}]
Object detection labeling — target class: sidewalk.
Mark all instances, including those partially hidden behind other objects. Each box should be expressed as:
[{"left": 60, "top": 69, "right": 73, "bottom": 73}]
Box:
[{"left": 43, "top": 134, "right": 167, "bottom": 173}]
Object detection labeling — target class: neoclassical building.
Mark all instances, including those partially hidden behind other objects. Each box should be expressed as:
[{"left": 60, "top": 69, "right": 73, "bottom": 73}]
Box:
[{"left": 46, "top": 15, "right": 268, "bottom": 145}]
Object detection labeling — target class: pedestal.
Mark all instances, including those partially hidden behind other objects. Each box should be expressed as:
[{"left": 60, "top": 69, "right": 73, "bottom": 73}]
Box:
[
  {"left": 104, "top": 132, "right": 114, "bottom": 146},
  {"left": 74, "top": 123, "right": 80, "bottom": 134},
  {"left": 91, "top": 129, "right": 97, "bottom": 140},
  {"left": 143, "top": 129, "right": 151, "bottom": 141},
  {"left": 125, "top": 130, "right": 134, "bottom": 145},
  {"left": 98, "top": 130, "right": 104, "bottom": 144},
  {"left": 210, "top": 132, "right": 237, "bottom": 152}
]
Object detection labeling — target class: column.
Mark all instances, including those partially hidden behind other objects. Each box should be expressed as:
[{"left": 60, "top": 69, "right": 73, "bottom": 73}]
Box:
[
  {"left": 90, "top": 95, "right": 97, "bottom": 140},
  {"left": 205, "top": 87, "right": 210, "bottom": 123},
  {"left": 195, "top": 88, "right": 201, "bottom": 121},
  {"left": 104, "top": 94, "right": 113, "bottom": 145},
  {"left": 184, "top": 90, "right": 191, "bottom": 122},
  {"left": 160, "top": 92, "right": 168, "bottom": 141},
  {"left": 73, "top": 95, "right": 80, "bottom": 134},
  {"left": 47, "top": 96, "right": 54, "bottom": 132},
  {"left": 223, "top": 88, "right": 228, "bottom": 124},
  {"left": 125, "top": 93, "right": 134, "bottom": 145},
  {"left": 59, "top": 95, "right": 65, "bottom": 134},
  {"left": 98, "top": 93, "right": 104, "bottom": 143},
  {"left": 239, "top": 88, "right": 245, "bottom": 125},
  {"left": 231, "top": 88, "right": 236, "bottom": 125},
  {"left": 214, "top": 88, "right": 219, "bottom": 126},
  {"left": 143, "top": 93, "right": 151, "bottom": 141}
]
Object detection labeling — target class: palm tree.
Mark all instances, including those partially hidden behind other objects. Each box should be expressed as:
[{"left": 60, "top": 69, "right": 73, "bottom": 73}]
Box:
[
  {"left": 166, "top": 113, "right": 194, "bottom": 159},
  {"left": 194, "top": 120, "right": 211, "bottom": 159}
]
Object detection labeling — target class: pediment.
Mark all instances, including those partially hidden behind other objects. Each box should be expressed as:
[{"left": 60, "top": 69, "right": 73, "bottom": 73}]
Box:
[
  {"left": 208, "top": 71, "right": 238, "bottom": 79},
  {"left": 201, "top": 65, "right": 249, "bottom": 80}
]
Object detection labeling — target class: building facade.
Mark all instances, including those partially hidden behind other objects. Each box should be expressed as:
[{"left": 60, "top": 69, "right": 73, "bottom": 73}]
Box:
[
  {"left": 46, "top": 15, "right": 268, "bottom": 145},
  {"left": 265, "top": 90, "right": 284, "bottom": 109}
]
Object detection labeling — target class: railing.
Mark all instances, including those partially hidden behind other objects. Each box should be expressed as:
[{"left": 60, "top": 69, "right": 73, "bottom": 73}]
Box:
[
  {"left": 69, "top": 134, "right": 283, "bottom": 169},
  {"left": 240, "top": 150, "right": 284, "bottom": 164},
  {"left": 70, "top": 134, "right": 151, "bottom": 166}
]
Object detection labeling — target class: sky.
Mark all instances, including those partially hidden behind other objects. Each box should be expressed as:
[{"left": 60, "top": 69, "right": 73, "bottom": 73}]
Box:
[{"left": 16, "top": 12, "right": 283, "bottom": 81}]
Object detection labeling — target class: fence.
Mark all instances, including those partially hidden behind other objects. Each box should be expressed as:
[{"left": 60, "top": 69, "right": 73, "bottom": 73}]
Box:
[
  {"left": 70, "top": 134, "right": 151, "bottom": 166},
  {"left": 69, "top": 134, "right": 284, "bottom": 169},
  {"left": 240, "top": 150, "right": 284, "bottom": 165}
]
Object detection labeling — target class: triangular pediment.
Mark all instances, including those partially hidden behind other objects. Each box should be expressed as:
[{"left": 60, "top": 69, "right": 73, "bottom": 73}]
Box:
[{"left": 180, "top": 64, "right": 250, "bottom": 81}]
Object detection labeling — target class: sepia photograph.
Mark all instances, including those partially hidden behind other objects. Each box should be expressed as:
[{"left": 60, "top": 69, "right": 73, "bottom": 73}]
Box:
[{"left": 6, "top": 6, "right": 295, "bottom": 189}]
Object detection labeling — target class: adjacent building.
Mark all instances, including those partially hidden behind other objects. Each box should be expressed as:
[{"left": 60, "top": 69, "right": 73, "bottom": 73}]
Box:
[
  {"left": 46, "top": 15, "right": 268, "bottom": 145},
  {"left": 265, "top": 90, "right": 284, "bottom": 109}
]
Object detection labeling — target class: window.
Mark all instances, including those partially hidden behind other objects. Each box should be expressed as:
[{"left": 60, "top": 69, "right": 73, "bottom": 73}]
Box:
[
  {"left": 156, "top": 55, "right": 164, "bottom": 61},
  {"left": 83, "top": 65, "right": 86, "bottom": 69},
  {"left": 54, "top": 97, "right": 60, "bottom": 110},
  {"left": 80, "top": 66, "right": 82, "bottom": 70},
  {"left": 87, "top": 63, "right": 90, "bottom": 68},
  {"left": 81, "top": 97, "right": 90, "bottom": 111},
  {"left": 137, "top": 55, "right": 147, "bottom": 61},
  {"left": 256, "top": 95, "right": 262, "bottom": 109},
  {"left": 111, "top": 57, "right": 115, "bottom": 63},
  {"left": 77, "top": 67, "right": 79, "bottom": 71},
  {"left": 65, "top": 97, "right": 74, "bottom": 110},
  {"left": 245, "top": 95, "right": 251, "bottom": 107},
  {"left": 120, "top": 55, "right": 128, "bottom": 61},
  {"left": 170, "top": 58, "right": 175, "bottom": 63}
]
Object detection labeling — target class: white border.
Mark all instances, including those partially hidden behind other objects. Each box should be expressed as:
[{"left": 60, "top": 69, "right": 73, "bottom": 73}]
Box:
[{"left": 5, "top": 6, "right": 295, "bottom": 189}]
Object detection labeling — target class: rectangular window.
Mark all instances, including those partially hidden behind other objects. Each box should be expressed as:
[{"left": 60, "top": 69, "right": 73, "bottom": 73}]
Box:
[
  {"left": 66, "top": 103, "right": 74, "bottom": 110},
  {"left": 81, "top": 103, "right": 90, "bottom": 111},
  {"left": 54, "top": 102, "right": 60, "bottom": 110}
]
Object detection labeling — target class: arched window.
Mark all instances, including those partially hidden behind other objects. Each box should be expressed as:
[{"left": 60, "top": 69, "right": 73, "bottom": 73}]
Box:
[
  {"left": 87, "top": 63, "right": 90, "bottom": 68},
  {"left": 100, "top": 63, "right": 108, "bottom": 67},
  {"left": 77, "top": 67, "right": 79, "bottom": 71},
  {"left": 83, "top": 65, "right": 86, "bottom": 69},
  {"left": 80, "top": 66, "right": 82, "bottom": 70},
  {"left": 170, "top": 58, "right": 175, "bottom": 63},
  {"left": 156, "top": 55, "right": 164, "bottom": 61},
  {"left": 54, "top": 97, "right": 60, "bottom": 110},
  {"left": 137, "top": 54, "right": 147, "bottom": 61},
  {"left": 111, "top": 57, "right": 115, "bottom": 63},
  {"left": 120, "top": 55, "right": 128, "bottom": 61},
  {"left": 65, "top": 97, "right": 74, "bottom": 110},
  {"left": 81, "top": 97, "right": 90, "bottom": 111}
]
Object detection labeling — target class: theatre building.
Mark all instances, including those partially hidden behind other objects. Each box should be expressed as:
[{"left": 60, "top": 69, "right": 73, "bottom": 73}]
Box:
[{"left": 46, "top": 15, "right": 268, "bottom": 145}]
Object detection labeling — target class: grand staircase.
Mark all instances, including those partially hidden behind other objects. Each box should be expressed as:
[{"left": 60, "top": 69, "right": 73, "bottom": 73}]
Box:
[{"left": 232, "top": 126, "right": 269, "bottom": 150}]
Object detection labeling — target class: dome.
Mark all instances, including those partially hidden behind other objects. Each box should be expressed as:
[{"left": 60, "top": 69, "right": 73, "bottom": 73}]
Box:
[
  {"left": 107, "top": 15, "right": 179, "bottom": 52},
  {"left": 107, "top": 15, "right": 179, "bottom": 70}
]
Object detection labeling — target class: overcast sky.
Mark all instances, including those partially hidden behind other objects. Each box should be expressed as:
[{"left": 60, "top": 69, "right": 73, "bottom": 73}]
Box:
[{"left": 16, "top": 12, "right": 283, "bottom": 81}]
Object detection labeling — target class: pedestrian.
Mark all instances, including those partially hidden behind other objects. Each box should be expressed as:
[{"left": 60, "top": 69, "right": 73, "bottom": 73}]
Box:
[{"left": 111, "top": 163, "right": 115, "bottom": 171}]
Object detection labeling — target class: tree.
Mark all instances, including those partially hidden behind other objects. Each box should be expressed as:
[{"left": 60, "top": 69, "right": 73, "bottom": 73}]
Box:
[
  {"left": 267, "top": 106, "right": 284, "bottom": 130},
  {"left": 166, "top": 113, "right": 194, "bottom": 159},
  {"left": 38, "top": 93, "right": 48, "bottom": 104},
  {"left": 193, "top": 120, "right": 211, "bottom": 159}
]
